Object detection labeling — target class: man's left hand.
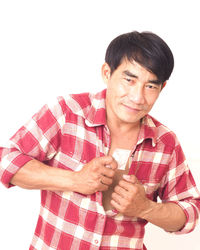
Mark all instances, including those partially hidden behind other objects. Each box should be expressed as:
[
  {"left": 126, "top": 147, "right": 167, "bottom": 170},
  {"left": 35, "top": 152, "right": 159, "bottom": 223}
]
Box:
[{"left": 110, "top": 175, "right": 151, "bottom": 218}]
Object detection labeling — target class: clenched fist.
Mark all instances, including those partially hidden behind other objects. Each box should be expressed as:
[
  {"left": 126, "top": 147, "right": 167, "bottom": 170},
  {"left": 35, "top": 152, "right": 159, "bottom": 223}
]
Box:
[
  {"left": 73, "top": 156, "right": 117, "bottom": 195},
  {"left": 111, "top": 175, "right": 150, "bottom": 218}
]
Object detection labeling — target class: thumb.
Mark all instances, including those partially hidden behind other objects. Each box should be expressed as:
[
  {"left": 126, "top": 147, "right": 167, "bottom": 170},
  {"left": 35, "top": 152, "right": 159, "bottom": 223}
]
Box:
[
  {"left": 98, "top": 156, "right": 116, "bottom": 168},
  {"left": 123, "top": 174, "right": 139, "bottom": 184},
  {"left": 100, "top": 155, "right": 118, "bottom": 170}
]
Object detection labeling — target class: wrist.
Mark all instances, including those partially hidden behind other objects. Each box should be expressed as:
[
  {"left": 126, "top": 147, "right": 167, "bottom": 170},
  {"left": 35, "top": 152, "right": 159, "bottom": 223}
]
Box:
[
  {"left": 61, "top": 170, "right": 78, "bottom": 192},
  {"left": 139, "top": 199, "right": 157, "bottom": 220}
]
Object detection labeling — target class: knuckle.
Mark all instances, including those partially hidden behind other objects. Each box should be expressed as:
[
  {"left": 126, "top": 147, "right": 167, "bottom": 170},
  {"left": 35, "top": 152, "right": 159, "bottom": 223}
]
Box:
[
  {"left": 127, "top": 195, "right": 133, "bottom": 203},
  {"left": 123, "top": 202, "right": 129, "bottom": 210},
  {"left": 111, "top": 192, "right": 116, "bottom": 199},
  {"left": 121, "top": 206, "right": 126, "bottom": 213},
  {"left": 113, "top": 186, "right": 118, "bottom": 192},
  {"left": 108, "top": 169, "right": 115, "bottom": 177},
  {"left": 118, "top": 180, "right": 124, "bottom": 186},
  {"left": 109, "top": 178, "right": 114, "bottom": 185},
  {"left": 101, "top": 185, "right": 108, "bottom": 192},
  {"left": 106, "top": 178, "right": 112, "bottom": 185}
]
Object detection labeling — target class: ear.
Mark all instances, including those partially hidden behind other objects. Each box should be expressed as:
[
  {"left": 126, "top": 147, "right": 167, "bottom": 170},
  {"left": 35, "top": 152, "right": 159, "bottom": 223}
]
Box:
[
  {"left": 101, "top": 63, "right": 111, "bottom": 84},
  {"left": 161, "top": 81, "right": 167, "bottom": 90}
]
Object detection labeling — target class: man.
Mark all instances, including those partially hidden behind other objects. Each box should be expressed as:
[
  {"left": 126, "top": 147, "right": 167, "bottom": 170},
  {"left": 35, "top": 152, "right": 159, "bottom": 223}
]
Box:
[{"left": 0, "top": 31, "right": 200, "bottom": 250}]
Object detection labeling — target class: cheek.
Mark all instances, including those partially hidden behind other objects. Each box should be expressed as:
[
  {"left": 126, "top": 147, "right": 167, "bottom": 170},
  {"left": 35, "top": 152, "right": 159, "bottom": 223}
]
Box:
[
  {"left": 108, "top": 82, "right": 127, "bottom": 99},
  {"left": 118, "top": 84, "right": 127, "bottom": 96},
  {"left": 110, "top": 81, "right": 128, "bottom": 99},
  {"left": 145, "top": 93, "right": 159, "bottom": 107}
]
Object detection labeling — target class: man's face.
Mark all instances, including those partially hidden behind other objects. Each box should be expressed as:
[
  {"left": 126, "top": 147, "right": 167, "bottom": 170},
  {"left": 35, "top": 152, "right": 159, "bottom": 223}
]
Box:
[{"left": 102, "top": 59, "right": 163, "bottom": 127}]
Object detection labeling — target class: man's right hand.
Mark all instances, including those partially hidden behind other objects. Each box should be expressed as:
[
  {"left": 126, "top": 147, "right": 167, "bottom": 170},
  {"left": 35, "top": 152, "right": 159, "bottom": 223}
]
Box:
[{"left": 73, "top": 156, "right": 117, "bottom": 195}]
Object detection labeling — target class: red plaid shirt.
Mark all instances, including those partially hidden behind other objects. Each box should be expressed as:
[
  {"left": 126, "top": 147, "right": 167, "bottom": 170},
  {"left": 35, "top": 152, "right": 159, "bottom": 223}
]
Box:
[{"left": 0, "top": 89, "right": 200, "bottom": 250}]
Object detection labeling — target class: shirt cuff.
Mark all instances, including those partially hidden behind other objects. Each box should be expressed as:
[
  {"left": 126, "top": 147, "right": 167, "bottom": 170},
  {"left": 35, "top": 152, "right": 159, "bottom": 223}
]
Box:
[
  {"left": 168, "top": 201, "right": 199, "bottom": 234},
  {"left": 0, "top": 153, "right": 33, "bottom": 188}
]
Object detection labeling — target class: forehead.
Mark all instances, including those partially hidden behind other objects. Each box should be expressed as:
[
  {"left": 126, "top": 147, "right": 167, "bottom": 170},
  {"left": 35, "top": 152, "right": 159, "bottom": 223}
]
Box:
[{"left": 116, "top": 59, "right": 158, "bottom": 80}]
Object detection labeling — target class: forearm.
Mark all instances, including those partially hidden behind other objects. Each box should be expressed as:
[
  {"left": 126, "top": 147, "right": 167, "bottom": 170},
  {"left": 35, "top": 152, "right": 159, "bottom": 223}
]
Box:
[
  {"left": 10, "top": 156, "right": 117, "bottom": 195},
  {"left": 10, "top": 159, "right": 76, "bottom": 191},
  {"left": 140, "top": 200, "right": 187, "bottom": 232}
]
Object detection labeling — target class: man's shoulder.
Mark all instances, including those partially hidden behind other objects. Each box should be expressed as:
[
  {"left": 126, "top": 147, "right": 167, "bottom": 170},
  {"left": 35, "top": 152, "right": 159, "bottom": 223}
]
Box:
[
  {"left": 58, "top": 92, "right": 92, "bottom": 115},
  {"left": 59, "top": 89, "right": 106, "bottom": 118},
  {"left": 149, "top": 115, "right": 179, "bottom": 148},
  {"left": 69, "top": 92, "right": 92, "bottom": 110}
]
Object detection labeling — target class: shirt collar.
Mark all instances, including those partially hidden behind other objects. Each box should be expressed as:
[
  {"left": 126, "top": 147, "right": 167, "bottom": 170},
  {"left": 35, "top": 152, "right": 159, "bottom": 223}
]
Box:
[
  {"left": 85, "top": 89, "right": 157, "bottom": 147},
  {"left": 137, "top": 115, "right": 157, "bottom": 147},
  {"left": 85, "top": 89, "right": 107, "bottom": 127}
]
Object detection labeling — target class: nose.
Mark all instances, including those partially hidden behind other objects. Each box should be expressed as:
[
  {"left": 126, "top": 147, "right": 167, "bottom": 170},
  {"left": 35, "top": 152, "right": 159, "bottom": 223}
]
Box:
[{"left": 128, "top": 85, "right": 145, "bottom": 105}]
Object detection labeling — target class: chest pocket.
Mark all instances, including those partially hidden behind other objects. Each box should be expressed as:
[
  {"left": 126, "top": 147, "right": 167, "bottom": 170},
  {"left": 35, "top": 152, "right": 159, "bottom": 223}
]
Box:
[
  {"left": 128, "top": 149, "right": 169, "bottom": 201},
  {"left": 59, "top": 121, "right": 99, "bottom": 171}
]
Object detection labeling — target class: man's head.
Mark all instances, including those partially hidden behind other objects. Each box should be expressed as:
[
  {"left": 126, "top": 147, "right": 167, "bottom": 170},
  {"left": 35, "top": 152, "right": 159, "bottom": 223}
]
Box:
[
  {"left": 102, "top": 31, "right": 174, "bottom": 127},
  {"left": 105, "top": 31, "right": 174, "bottom": 84}
]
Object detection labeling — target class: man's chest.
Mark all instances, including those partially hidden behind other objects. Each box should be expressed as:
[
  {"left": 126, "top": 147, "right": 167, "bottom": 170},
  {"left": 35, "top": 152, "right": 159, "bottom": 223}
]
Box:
[{"left": 54, "top": 123, "right": 171, "bottom": 195}]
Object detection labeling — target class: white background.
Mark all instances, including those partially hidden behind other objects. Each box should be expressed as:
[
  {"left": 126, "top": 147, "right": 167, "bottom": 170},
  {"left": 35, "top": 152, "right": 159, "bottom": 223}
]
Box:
[{"left": 0, "top": 0, "right": 200, "bottom": 249}]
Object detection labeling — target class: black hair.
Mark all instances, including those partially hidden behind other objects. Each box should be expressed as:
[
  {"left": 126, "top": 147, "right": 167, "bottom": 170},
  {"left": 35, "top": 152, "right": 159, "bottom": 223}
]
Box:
[{"left": 105, "top": 31, "right": 174, "bottom": 83}]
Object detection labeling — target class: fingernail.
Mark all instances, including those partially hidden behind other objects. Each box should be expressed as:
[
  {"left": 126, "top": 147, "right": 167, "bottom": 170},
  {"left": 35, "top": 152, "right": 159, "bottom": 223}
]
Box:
[{"left": 123, "top": 174, "right": 130, "bottom": 180}]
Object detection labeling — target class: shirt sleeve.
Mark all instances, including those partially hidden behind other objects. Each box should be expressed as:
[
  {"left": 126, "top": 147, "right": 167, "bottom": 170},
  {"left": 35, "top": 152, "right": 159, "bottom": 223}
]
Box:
[
  {"left": 159, "top": 143, "right": 200, "bottom": 234},
  {"left": 0, "top": 96, "right": 67, "bottom": 188}
]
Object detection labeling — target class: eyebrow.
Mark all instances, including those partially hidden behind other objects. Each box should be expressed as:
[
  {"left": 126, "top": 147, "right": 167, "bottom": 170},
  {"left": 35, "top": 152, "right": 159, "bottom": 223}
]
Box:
[{"left": 123, "top": 70, "right": 161, "bottom": 84}]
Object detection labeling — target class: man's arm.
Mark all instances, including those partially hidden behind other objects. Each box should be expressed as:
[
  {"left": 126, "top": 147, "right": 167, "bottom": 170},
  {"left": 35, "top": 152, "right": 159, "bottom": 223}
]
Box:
[
  {"left": 141, "top": 199, "right": 186, "bottom": 232},
  {"left": 10, "top": 156, "right": 117, "bottom": 194},
  {"left": 111, "top": 175, "right": 190, "bottom": 232},
  {"left": 1, "top": 96, "right": 116, "bottom": 192},
  {"left": 10, "top": 159, "right": 75, "bottom": 191}
]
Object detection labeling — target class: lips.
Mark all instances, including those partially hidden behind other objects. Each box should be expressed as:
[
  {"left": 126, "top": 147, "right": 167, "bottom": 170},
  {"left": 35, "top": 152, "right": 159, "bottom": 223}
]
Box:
[{"left": 122, "top": 103, "right": 142, "bottom": 112}]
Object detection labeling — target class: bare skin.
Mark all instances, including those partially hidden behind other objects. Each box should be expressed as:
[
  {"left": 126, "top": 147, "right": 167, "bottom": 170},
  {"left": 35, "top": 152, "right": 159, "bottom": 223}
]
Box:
[
  {"left": 110, "top": 174, "right": 187, "bottom": 232},
  {"left": 101, "top": 130, "right": 186, "bottom": 232},
  {"left": 11, "top": 156, "right": 117, "bottom": 194},
  {"left": 101, "top": 59, "right": 186, "bottom": 231},
  {"left": 11, "top": 59, "right": 187, "bottom": 233},
  {"left": 102, "top": 124, "right": 139, "bottom": 211}
]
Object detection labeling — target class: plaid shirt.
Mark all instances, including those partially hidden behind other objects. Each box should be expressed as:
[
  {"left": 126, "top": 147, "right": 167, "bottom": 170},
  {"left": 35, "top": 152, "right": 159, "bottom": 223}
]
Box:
[{"left": 0, "top": 89, "right": 200, "bottom": 250}]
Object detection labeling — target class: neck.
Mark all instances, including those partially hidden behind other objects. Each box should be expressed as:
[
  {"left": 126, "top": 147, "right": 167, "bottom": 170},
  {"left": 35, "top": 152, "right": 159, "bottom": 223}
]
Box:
[
  {"left": 106, "top": 117, "right": 141, "bottom": 135},
  {"left": 106, "top": 117, "right": 141, "bottom": 153}
]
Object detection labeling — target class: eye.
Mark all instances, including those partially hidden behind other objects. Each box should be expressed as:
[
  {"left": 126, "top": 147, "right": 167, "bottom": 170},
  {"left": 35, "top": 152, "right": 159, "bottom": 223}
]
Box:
[
  {"left": 123, "top": 78, "right": 135, "bottom": 85},
  {"left": 146, "top": 84, "right": 159, "bottom": 90},
  {"left": 124, "top": 78, "right": 132, "bottom": 82}
]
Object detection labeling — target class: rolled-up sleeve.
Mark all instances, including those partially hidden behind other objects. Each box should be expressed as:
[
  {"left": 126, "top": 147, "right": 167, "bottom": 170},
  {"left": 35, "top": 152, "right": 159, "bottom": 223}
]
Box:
[
  {"left": 0, "top": 146, "right": 33, "bottom": 188},
  {"left": 0, "top": 96, "right": 67, "bottom": 188},
  {"left": 171, "top": 199, "right": 200, "bottom": 234},
  {"left": 159, "top": 143, "right": 200, "bottom": 234}
]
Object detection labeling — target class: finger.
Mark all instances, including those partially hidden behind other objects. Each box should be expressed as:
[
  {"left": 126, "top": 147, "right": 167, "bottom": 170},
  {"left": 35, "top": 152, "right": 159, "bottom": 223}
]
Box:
[
  {"left": 98, "top": 155, "right": 114, "bottom": 165},
  {"left": 101, "top": 166, "right": 115, "bottom": 178},
  {"left": 100, "top": 175, "right": 113, "bottom": 186},
  {"left": 98, "top": 155, "right": 118, "bottom": 170},
  {"left": 110, "top": 199, "right": 120, "bottom": 210},
  {"left": 114, "top": 185, "right": 128, "bottom": 197},
  {"left": 98, "top": 180, "right": 110, "bottom": 192},
  {"left": 123, "top": 175, "right": 139, "bottom": 184},
  {"left": 108, "top": 157, "right": 118, "bottom": 170},
  {"left": 118, "top": 179, "right": 134, "bottom": 191},
  {"left": 110, "top": 195, "right": 126, "bottom": 211}
]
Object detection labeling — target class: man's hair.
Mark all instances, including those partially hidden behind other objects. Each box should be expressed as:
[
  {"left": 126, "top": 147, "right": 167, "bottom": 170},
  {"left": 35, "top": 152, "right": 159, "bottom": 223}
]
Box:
[{"left": 105, "top": 31, "right": 174, "bottom": 83}]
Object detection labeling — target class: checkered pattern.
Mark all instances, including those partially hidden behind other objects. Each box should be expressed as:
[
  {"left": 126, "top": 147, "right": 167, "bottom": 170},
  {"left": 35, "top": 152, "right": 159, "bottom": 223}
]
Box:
[{"left": 0, "top": 89, "right": 200, "bottom": 250}]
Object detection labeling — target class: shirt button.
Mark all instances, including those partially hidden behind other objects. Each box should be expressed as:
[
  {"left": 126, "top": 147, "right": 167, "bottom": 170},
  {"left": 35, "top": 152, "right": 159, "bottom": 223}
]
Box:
[{"left": 94, "top": 239, "right": 99, "bottom": 244}]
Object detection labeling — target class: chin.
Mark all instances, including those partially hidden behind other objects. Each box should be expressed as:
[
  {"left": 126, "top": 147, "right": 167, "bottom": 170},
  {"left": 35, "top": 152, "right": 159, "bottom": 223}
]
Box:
[{"left": 120, "top": 115, "right": 142, "bottom": 124}]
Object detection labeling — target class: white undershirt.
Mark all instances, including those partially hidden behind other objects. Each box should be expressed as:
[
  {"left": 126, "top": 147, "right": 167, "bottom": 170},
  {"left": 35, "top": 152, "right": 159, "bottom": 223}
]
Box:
[{"left": 112, "top": 148, "right": 131, "bottom": 170}]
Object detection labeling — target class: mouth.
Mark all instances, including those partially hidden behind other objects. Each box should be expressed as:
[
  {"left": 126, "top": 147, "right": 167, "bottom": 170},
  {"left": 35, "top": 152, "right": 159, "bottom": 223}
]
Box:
[{"left": 122, "top": 103, "right": 142, "bottom": 112}]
